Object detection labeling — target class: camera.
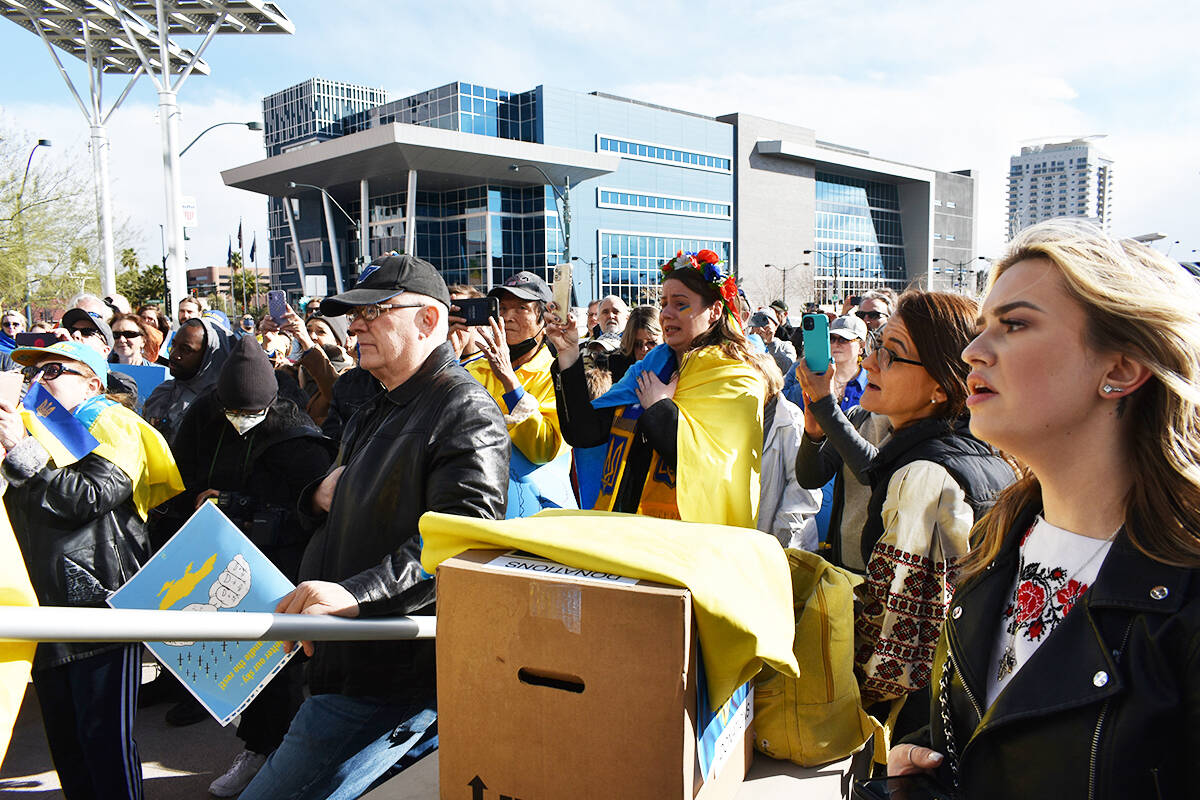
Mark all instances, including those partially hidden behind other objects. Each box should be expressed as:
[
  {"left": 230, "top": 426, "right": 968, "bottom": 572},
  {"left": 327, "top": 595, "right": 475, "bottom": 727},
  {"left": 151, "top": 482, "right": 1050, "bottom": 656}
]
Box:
[{"left": 802, "top": 316, "right": 816, "bottom": 331}]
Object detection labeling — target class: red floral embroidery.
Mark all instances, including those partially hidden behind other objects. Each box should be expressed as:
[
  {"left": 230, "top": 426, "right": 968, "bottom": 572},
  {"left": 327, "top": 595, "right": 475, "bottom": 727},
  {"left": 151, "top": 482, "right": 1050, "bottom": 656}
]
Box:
[
  {"left": 1015, "top": 581, "right": 1046, "bottom": 623},
  {"left": 1055, "top": 579, "right": 1089, "bottom": 615}
]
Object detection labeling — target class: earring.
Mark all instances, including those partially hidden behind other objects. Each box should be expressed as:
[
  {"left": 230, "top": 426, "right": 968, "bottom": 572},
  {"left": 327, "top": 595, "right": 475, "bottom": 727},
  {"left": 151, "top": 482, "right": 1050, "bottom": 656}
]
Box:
[{"left": 1103, "top": 385, "right": 1122, "bottom": 394}]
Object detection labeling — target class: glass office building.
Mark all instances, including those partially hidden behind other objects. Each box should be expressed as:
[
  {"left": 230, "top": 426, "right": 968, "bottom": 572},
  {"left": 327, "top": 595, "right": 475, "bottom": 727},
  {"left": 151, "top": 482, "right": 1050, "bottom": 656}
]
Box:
[
  {"left": 813, "top": 172, "right": 907, "bottom": 301},
  {"left": 229, "top": 80, "right": 973, "bottom": 308}
]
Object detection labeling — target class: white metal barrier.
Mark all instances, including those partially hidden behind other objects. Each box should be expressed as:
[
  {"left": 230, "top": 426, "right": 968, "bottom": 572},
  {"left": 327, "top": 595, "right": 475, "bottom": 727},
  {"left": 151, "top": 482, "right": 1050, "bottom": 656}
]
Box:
[{"left": 0, "top": 606, "right": 435, "bottom": 642}]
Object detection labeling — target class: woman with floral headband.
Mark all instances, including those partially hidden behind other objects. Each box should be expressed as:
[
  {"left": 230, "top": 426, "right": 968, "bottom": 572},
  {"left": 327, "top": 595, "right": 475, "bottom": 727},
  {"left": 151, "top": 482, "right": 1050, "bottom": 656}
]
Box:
[{"left": 544, "top": 250, "right": 768, "bottom": 526}]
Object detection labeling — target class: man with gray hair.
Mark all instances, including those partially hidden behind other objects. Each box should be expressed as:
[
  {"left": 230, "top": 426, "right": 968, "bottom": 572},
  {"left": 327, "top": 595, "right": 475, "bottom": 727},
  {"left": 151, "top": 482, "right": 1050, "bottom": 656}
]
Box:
[
  {"left": 237, "top": 254, "right": 509, "bottom": 800},
  {"left": 595, "top": 294, "right": 629, "bottom": 336},
  {"left": 68, "top": 292, "right": 113, "bottom": 323}
]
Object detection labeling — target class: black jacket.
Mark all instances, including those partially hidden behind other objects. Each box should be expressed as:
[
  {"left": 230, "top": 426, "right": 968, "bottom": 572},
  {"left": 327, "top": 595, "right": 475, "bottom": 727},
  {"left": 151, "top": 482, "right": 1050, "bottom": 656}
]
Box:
[
  {"left": 3, "top": 442, "right": 149, "bottom": 669},
  {"left": 858, "top": 415, "right": 1013, "bottom": 568},
  {"left": 296, "top": 342, "right": 509, "bottom": 699},
  {"left": 167, "top": 391, "right": 335, "bottom": 579},
  {"left": 320, "top": 366, "right": 383, "bottom": 446},
  {"left": 916, "top": 504, "right": 1200, "bottom": 799},
  {"left": 551, "top": 356, "right": 677, "bottom": 513}
]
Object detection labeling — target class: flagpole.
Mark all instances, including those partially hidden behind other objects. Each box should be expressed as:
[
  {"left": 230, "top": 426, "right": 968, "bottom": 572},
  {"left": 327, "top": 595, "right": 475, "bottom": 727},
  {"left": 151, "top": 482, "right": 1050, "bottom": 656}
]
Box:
[
  {"left": 238, "top": 218, "right": 246, "bottom": 319},
  {"left": 251, "top": 231, "right": 261, "bottom": 313}
]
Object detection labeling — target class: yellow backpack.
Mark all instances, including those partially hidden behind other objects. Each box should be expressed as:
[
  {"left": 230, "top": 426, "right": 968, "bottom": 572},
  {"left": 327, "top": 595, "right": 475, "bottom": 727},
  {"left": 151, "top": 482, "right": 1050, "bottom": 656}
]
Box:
[{"left": 753, "top": 548, "right": 886, "bottom": 766}]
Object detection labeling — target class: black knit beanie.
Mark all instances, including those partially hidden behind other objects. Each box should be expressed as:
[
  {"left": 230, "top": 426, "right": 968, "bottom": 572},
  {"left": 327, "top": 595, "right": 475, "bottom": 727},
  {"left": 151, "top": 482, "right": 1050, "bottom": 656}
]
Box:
[{"left": 216, "top": 336, "right": 277, "bottom": 412}]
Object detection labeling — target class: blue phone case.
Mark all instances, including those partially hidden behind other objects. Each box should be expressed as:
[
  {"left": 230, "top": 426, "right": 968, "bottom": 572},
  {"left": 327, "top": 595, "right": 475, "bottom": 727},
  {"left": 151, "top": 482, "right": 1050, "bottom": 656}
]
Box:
[
  {"left": 802, "top": 313, "right": 831, "bottom": 374},
  {"left": 267, "top": 291, "right": 286, "bottom": 322}
]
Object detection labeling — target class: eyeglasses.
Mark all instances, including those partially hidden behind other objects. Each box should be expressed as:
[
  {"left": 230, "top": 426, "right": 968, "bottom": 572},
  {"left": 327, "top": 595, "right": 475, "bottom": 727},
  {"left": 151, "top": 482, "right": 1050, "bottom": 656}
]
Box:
[
  {"left": 856, "top": 310, "right": 887, "bottom": 321},
  {"left": 112, "top": 330, "right": 142, "bottom": 340},
  {"left": 69, "top": 326, "right": 102, "bottom": 339},
  {"left": 2, "top": 320, "right": 22, "bottom": 328},
  {"left": 347, "top": 303, "right": 428, "bottom": 323},
  {"left": 874, "top": 344, "right": 924, "bottom": 370},
  {"left": 23, "top": 363, "right": 87, "bottom": 381}
]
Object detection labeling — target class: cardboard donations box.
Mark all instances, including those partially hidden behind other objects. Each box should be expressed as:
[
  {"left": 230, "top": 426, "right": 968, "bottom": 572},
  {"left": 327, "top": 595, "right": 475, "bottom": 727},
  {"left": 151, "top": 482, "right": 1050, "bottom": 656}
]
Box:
[{"left": 436, "top": 549, "right": 753, "bottom": 800}]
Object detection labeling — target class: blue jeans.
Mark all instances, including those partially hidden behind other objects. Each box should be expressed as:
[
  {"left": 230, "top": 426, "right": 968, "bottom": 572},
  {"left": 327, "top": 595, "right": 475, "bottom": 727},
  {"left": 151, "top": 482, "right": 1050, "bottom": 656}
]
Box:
[{"left": 238, "top": 692, "right": 437, "bottom": 800}]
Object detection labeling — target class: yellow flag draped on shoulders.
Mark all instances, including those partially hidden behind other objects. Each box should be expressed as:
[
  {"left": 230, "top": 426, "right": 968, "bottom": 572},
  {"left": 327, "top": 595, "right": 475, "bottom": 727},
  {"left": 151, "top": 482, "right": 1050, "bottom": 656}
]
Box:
[
  {"left": 74, "top": 397, "right": 184, "bottom": 519},
  {"left": 0, "top": 501, "right": 36, "bottom": 764},
  {"left": 596, "top": 345, "right": 763, "bottom": 526},
  {"left": 420, "top": 509, "right": 799, "bottom": 708},
  {"left": 673, "top": 346, "right": 764, "bottom": 528}
]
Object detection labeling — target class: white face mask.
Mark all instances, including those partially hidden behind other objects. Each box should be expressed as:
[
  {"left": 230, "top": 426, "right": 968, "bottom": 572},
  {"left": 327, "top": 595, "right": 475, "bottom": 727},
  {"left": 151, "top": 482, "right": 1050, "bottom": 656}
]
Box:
[{"left": 224, "top": 409, "right": 268, "bottom": 436}]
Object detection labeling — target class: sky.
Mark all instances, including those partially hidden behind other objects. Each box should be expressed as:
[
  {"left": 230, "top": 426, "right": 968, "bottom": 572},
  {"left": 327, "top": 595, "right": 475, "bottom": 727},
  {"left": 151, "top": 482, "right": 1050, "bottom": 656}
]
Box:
[{"left": 1, "top": 0, "right": 1197, "bottom": 275}]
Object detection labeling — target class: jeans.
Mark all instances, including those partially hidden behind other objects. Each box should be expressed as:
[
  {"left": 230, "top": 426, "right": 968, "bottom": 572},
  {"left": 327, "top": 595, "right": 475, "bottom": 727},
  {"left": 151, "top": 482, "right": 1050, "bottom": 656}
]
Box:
[{"left": 237, "top": 692, "right": 437, "bottom": 800}]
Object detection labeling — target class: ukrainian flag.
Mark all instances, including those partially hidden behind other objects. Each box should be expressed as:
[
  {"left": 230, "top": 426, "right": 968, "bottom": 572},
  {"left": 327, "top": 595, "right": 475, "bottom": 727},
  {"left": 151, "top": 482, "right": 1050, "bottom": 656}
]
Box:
[
  {"left": 19, "top": 382, "right": 99, "bottom": 467},
  {"left": 0, "top": 503, "right": 36, "bottom": 764}
]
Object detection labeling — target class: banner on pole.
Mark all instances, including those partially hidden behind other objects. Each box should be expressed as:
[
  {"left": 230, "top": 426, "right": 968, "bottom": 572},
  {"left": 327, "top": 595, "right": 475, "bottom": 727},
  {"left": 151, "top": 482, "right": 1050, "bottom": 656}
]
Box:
[
  {"left": 180, "top": 196, "right": 198, "bottom": 228},
  {"left": 108, "top": 503, "right": 296, "bottom": 726}
]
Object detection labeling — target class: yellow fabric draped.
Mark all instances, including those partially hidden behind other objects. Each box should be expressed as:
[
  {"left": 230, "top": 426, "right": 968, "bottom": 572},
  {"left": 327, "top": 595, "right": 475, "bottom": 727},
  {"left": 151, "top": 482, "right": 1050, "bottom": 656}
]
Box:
[
  {"left": 420, "top": 508, "right": 799, "bottom": 708},
  {"left": 672, "top": 346, "right": 764, "bottom": 528},
  {"left": 467, "top": 345, "right": 566, "bottom": 465},
  {"left": 0, "top": 502, "right": 36, "bottom": 764},
  {"left": 88, "top": 402, "right": 185, "bottom": 520}
]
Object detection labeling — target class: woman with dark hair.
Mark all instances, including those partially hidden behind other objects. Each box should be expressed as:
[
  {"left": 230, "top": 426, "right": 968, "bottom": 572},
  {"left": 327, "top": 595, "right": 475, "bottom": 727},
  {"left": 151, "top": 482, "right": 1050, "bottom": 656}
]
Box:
[
  {"left": 890, "top": 221, "right": 1200, "bottom": 799},
  {"left": 137, "top": 305, "right": 170, "bottom": 363},
  {"left": 545, "top": 250, "right": 766, "bottom": 527},
  {"left": 796, "top": 291, "right": 1014, "bottom": 738}
]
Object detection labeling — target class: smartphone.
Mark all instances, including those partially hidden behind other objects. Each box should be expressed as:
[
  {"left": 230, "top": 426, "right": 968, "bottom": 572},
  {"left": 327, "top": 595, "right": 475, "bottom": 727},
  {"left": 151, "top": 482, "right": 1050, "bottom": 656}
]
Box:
[
  {"left": 551, "top": 263, "right": 572, "bottom": 323},
  {"left": 454, "top": 296, "right": 499, "bottom": 326},
  {"left": 852, "top": 774, "right": 954, "bottom": 800},
  {"left": 850, "top": 295, "right": 863, "bottom": 306},
  {"left": 0, "top": 371, "right": 21, "bottom": 407},
  {"left": 802, "top": 313, "right": 831, "bottom": 374},
  {"left": 15, "top": 332, "right": 55, "bottom": 349},
  {"left": 267, "top": 290, "right": 287, "bottom": 323}
]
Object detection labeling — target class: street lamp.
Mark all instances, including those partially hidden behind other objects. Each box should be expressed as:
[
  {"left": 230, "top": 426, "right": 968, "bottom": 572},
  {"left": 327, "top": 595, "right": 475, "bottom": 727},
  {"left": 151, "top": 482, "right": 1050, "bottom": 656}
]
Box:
[
  {"left": 932, "top": 256, "right": 988, "bottom": 294},
  {"left": 510, "top": 164, "right": 571, "bottom": 267},
  {"left": 802, "top": 247, "right": 862, "bottom": 304},
  {"left": 764, "top": 261, "right": 808, "bottom": 308},
  {"left": 288, "top": 181, "right": 361, "bottom": 295},
  {"left": 179, "top": 120, "right": 262, "bottom": 157},
  {"left": 16, "top": 139, "right": 51, "bottom": 323}
]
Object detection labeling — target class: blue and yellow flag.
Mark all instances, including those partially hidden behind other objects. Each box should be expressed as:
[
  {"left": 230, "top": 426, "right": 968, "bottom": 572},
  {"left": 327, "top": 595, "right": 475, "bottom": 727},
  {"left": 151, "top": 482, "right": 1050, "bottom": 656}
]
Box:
[
  {"left": 74, "top": 396, "right": 184, "bottom": 520},
  {"left": 19, "top": 382, "right": 99, "bottom": 467},
  {"left": 0, "top": 503, "right": 37, "bottom": 764}
]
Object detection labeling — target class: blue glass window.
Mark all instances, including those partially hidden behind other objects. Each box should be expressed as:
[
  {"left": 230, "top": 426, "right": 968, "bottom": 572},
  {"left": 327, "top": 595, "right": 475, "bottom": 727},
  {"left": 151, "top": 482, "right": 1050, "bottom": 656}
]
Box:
[{"left": 598, "top": 137, "right": 730, "bottom": 171}]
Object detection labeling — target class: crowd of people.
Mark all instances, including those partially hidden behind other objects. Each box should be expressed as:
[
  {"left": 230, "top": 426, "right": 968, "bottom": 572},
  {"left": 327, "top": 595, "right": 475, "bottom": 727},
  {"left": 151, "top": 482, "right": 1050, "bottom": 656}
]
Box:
[{"left": 0, "top": 217, "right": 1196, "bottom": 799}]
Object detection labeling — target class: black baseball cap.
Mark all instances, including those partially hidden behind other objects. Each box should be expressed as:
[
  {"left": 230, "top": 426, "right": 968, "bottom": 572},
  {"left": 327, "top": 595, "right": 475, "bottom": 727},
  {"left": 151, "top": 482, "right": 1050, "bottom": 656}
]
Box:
[
  {"left": 61, "top": 308, "right": 115, "bottom": 349},
  {"left": 319, "top": 254, "right": 451, "bottom": 317},
  {"left": 488, "top": 271, "right": 553, "bottom": 304}
]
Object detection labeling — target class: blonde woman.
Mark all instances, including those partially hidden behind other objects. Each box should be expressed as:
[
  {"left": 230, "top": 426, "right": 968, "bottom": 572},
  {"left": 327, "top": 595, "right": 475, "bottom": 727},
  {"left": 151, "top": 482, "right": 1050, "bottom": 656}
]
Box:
[{"left": 892, "top": 220, "right": 1200, "bottom": 799}]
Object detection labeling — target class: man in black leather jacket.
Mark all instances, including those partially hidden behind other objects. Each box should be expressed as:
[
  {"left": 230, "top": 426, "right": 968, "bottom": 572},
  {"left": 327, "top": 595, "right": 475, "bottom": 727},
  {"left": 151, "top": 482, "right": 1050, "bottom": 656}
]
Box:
[{"left": 238, "top": 254, "right": 509, "bottom": 800}]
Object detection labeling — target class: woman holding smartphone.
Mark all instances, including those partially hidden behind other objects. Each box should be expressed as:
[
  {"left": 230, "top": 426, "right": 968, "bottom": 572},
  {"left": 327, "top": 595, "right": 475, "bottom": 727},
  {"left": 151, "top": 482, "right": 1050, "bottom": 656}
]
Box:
[
  {"left": 796, "top": 292, "right": 1014, "bottom": 738},
  {"left": 545, "top": 250, "right": 766, "bottom": 527},
  {"left": 891, "top": 221, "right": 1200, "bottom": 798}
]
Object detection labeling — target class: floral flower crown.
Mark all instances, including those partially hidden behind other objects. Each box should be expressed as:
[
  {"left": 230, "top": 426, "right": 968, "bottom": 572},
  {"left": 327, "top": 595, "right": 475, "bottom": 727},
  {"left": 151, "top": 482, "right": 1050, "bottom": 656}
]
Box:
[{"left": 659, "top": 249, "right": 739, "bottom": 306}]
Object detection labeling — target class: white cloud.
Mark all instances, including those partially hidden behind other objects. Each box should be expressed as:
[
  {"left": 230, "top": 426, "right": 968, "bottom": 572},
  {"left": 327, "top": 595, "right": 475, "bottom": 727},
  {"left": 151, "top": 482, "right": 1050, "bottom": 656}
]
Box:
[{"left": 2, "top": 92, "right": 269, "bottom": 274}]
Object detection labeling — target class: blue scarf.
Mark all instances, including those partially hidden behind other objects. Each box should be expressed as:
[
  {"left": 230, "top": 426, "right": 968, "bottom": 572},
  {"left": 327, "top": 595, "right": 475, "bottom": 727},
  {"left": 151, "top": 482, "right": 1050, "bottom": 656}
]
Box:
[
  {"left": 591, "top": 344, "right": 678, "bottom": 410},
  {"left": 0, "top": 331, "right": 17, "bottom": 354}
]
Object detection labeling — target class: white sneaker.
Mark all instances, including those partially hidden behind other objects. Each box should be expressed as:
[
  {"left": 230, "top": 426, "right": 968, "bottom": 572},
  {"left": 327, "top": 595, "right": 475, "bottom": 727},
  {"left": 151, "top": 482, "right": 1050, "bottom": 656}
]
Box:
[{"left": 209, "top": 749, "right": 268, "bottom": 797}]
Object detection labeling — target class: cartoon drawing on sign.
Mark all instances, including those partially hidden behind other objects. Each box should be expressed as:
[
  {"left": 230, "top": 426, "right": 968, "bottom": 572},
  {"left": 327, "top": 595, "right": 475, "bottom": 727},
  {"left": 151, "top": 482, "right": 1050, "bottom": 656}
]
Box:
[
  {"left": 163, "top": 554, "right": 252, "bottom": 646},
  {"left": 157, "top": 552, "right": 218, "bottom": 609}
]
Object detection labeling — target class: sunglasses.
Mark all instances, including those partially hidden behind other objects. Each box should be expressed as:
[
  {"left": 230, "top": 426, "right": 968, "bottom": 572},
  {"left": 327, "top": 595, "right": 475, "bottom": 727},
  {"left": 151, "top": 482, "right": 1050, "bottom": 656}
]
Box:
[
  {"left": 23, "top": 363, "right": 88, "bottom": 381},
  {"left": 69, "top": 326, "right": 103, "bottom": 339},
  {"left": 112, "top": 330, "right": 142, "bottom": 340},
  {"left": 856, "top": 310, "right": 886, "bottom": 320},
  {"left": 2, "top": 320, "right": 22, "bottom": 328}
]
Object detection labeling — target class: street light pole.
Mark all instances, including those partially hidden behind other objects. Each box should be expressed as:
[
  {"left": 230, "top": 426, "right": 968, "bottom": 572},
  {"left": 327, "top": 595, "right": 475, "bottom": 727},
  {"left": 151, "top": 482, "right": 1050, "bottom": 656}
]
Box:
[
  {"left": 288, "top": 182, "right": 361, "bottom": 295},
  {"left": 932, "top": 256, "right": 987, "bottom": 294},
  {"left": 803, "top": 247, "right": 862, "bottom": 305},
  {"left": 178, "top": 120, "right": 262, "bottom": 157},
  {"left": 510, "top": 164, "right": 571, "bottom": 267},
  {"left": 17, "top": 139, "right": 51, "bottom": 323}
]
